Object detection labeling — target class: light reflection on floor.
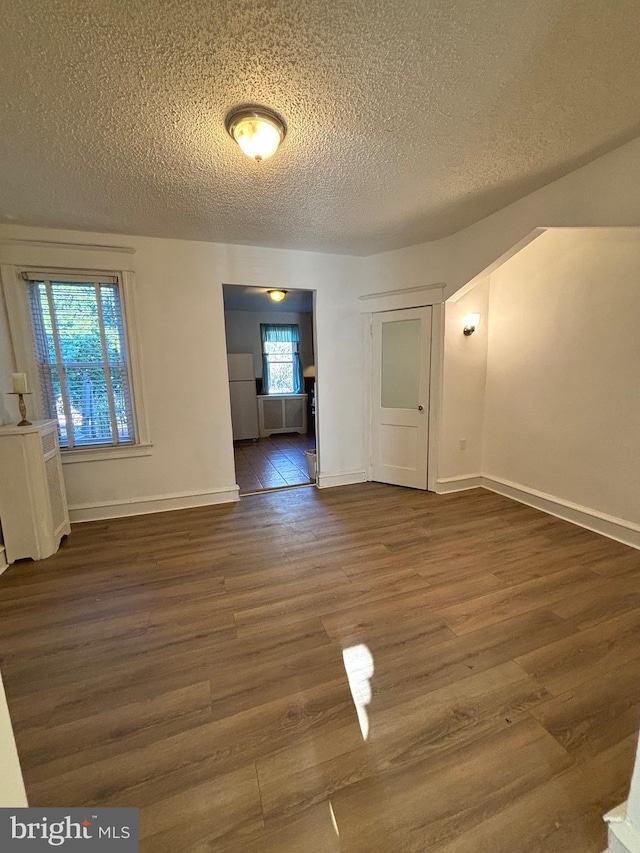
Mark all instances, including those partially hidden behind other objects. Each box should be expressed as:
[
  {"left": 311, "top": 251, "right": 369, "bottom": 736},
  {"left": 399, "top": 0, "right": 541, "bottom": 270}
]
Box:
[
  {"left": 329, "top": 800, "right": 340, "bottom": 837},
  {"left": 342, "top": 644, "right": 375, "bottom": 741}
]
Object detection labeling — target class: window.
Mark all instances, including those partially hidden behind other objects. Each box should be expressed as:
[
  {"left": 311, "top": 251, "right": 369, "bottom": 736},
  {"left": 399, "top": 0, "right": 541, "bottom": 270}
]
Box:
[
  {"left": 261, "top": 323, "right": 304, "bottom": 394},
  {"left": 24, "top": 273, "right": 136, "bottom": 450}
]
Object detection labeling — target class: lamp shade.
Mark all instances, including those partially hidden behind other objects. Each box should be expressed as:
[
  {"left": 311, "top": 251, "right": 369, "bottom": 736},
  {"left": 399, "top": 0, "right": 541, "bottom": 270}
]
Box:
[
  {"left": 463, "top": 313, "right": 480, "bottom": 329},
  {"left": 462, "top": 313, "right": 481, "bottom": 335}
]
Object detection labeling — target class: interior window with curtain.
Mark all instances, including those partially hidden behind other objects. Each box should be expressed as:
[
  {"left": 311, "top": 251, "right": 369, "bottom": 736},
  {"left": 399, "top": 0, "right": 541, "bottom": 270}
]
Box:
[
  {"left": 261, "top": 323, "right": 304, "bottom": 394},
  {"left": 25, "top": 274, "right": 136, "bottom": 449}
]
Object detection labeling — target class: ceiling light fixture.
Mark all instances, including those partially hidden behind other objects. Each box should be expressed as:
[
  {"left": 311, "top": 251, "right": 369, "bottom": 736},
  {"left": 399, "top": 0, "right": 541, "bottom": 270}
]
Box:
[
  {"left": 225, "top": 106, "right": 286, "bottom": 162},
  {"left": 268, "top": 289, "right": 286, "bottom": 302}
]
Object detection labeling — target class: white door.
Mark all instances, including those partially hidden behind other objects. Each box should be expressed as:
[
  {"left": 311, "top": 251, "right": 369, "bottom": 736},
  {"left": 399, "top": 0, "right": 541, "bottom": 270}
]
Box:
[{"left": 371, "top": 306, "right": 431, "bottom": 489}]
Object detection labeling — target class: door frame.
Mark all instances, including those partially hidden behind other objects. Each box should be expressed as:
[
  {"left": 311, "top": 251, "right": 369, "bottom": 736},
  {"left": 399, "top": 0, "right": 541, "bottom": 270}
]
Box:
[
  {"left": 360, "top": 284, "right": 445, "bottom": 492},
  {"left": 222, "top": 282, "right": 320, "bottom": 496}
]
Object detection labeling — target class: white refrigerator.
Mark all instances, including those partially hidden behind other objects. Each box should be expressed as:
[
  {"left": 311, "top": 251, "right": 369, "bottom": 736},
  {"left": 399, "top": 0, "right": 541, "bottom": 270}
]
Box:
[{"left": 227, "top": 353, "right": 259, "bottom": 440}]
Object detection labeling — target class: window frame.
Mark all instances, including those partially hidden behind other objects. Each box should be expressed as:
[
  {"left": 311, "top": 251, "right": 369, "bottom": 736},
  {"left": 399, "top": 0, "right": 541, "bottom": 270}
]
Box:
[
  {"left": 262, "top": 338, "right": 297, "bottom": 394},
  {"left": 1, "top": 265, "right": 152, "bottom": 463},
  {"left": 260, "top": 323, "right": 303, "bottom": 395}
]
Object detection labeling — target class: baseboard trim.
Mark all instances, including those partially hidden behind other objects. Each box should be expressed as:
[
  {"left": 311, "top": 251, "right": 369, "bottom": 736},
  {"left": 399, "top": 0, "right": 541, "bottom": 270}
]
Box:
[
  {"left": 317, "top": 470, "right": 367, "bottom": 489},
  {"left": 69, "top": 486, "right": 240, "bottom": 522},
  {"left": 0, "top": 545, "right": 8, "bottom": 575},
  {"left": 481, "top": 475, "right": 640, "bottom": 551},
  {"left": 435, "top": 475, "right": 483, "bottom": 494},
  {"left": 605, "top": 817, "right": 640, "bottom": 853}
]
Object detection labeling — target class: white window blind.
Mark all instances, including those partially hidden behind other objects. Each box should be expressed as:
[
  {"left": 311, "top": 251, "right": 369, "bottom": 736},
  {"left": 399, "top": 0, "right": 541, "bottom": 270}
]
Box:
[{"left": 24, "top": 273, "right": 136, "bottom": 450}]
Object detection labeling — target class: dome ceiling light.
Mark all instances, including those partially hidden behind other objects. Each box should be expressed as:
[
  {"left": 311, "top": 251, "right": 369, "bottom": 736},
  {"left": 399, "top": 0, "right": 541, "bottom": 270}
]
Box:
[{"left": 225, "top": 106, "right": 286, "bottom": 162}]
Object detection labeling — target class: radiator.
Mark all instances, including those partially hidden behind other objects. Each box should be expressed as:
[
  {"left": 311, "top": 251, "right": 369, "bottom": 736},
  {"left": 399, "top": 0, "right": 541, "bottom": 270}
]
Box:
[{"left": 257, "top": 394, "right": 307, "bottom": 436}]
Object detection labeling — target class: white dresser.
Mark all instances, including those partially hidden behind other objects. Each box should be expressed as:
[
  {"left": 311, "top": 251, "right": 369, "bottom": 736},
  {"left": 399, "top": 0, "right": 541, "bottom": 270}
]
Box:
[{"left": 0, "top": 420, "right": 70, "bottom": 563}]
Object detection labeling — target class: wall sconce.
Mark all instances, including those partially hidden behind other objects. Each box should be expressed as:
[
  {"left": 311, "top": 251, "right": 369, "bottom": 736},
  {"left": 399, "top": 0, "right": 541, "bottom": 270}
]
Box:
[
  {"left": 268, "top": 289, "right": 286, "bottom": 302},
  {"left": 463, "top": 313, "right": 480, "bottom": 336}
]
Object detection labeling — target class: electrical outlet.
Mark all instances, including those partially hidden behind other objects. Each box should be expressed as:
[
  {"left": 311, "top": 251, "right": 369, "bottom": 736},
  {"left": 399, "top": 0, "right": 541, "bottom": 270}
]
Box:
[{"left": 459, "top": 438, "right": 466, "bottom": 450}]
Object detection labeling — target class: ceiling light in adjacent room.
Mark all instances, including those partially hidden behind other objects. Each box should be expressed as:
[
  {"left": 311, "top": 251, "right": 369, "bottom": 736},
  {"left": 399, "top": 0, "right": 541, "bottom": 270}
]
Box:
[
  {"left": 225, "top": 106, "right": 286, "bottom": 162},
  {"left": 268, "top": 289, "right": 286, "bottom": 302}
]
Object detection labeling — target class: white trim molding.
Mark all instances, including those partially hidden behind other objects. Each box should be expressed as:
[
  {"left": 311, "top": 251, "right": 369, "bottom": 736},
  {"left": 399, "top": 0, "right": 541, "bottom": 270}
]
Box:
[
  {"left": 604, "top": 731, "right": 640, "bottom": 852},
  {"left": 604, "top": 801, "right": 640, "bottom": 853},
  {"left": 1, "top": 263, "right": 152, "bottom": 455},
  {"left": 120, "top": 270, "right": 151, "bottom": 447},
  {"left": 317, "top": 470, "right": 367, "bottom": 489},
  {"left": 482, "top": 475, "right": 640, "bottom": 550},
  {"left": 360, "top": 291, "right": 445, "bottom": 495},
  {"left": 427, "top": 302, "right": 444, "bottom": 493},
  {"left": 61, "top": 442, "right": 153, "bottom": 464},
  {"left": 435, "top": 474, "right": 483, "bottom": 494},
  {"left": 0, "top": 545, "right": 8, "bottom": 576},
  {"left": 358, "top": 283, "right": 445, "bottom": 313},
  {"left": 432, "top": 472, "right": 640, "bottom": 549},
  {"left": 449, "top": 228, "right": 547, "bottom": 301},
  {"left": 69, "top": 486, "right": 239, "bottom": 522},
  {"left": 0, "top": 239, "right": 135, "bottom": 254}
]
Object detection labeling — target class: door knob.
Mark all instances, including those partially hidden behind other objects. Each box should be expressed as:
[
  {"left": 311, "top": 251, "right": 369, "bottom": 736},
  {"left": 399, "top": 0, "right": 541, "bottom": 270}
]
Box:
[{"left": 417, "top": 405, "right": 424, "bottom": 411}]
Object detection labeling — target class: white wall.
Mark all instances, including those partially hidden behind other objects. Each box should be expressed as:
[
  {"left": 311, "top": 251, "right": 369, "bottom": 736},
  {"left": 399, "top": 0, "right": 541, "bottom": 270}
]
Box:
[
  {"left": 0, "top": 672, "right": 27, "bottom": 806},
  {"left": 360, "top": 235, "right": 452, "bottom": 297},
  {"left": 4, "top": 134, "right": 640, "bottom": 521},
  {"left": 482, "top": 229, "right": 640, "bottom": 527},
  {"left": 438, "top": 279, "right": 490, "bottom": 481},
  {"left": 357, "top": 136, "right": 640, "bottom": 319},
  {"left": 0, "top": 227, "right": 364, "bottom": 518},
  {"left": 357, "top": 135, "right": 640, "bottom": 511},
  {"left": 224, "top": 310, "right": 314, "bottom": 379},
  {"left": 447, "top": 135, "right": 640, "bottom": 298},
  {"left": 360, "top": 135, "right": 640, "bottom": 304}
]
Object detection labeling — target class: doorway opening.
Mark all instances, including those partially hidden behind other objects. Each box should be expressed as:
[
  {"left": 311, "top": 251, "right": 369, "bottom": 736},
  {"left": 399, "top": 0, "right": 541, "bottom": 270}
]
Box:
[{"left": 222, "top": 284, "right": 317, "bottom": 495}]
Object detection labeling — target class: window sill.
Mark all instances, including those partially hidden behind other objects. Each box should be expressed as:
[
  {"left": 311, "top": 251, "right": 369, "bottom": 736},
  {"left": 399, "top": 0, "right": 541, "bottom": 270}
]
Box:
[{"left": 61, "top": 442, "right": 153, "bottom": 464}]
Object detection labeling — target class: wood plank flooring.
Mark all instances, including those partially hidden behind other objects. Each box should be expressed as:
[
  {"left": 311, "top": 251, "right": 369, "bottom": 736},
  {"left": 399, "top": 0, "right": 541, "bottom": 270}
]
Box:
[{"left": 0, "top": 483, "right": 639, "bottom": 852}]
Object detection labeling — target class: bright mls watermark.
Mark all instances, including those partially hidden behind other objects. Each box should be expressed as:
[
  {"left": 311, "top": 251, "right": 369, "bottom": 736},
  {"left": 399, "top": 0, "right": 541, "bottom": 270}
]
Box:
[{"left": 0, "top": 809, "right": 139, "bottom": 850}]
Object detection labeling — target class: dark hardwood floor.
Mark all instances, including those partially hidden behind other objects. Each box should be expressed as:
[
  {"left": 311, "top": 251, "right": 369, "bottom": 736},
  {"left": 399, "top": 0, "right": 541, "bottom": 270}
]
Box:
[{"left": 0, "top": 483, "right": 639, "bottom": 852}]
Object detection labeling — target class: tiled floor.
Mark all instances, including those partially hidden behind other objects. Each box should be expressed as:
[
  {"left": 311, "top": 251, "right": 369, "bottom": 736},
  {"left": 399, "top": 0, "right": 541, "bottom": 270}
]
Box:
[{"left": 234, "top": 433, "right": 316, "bottom": 493}]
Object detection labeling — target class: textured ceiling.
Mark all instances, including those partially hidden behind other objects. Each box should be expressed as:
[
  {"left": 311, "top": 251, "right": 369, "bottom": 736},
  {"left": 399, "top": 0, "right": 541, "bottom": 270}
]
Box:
[{"left": 1, "top": 0, "right": 640, "bottom": 255}]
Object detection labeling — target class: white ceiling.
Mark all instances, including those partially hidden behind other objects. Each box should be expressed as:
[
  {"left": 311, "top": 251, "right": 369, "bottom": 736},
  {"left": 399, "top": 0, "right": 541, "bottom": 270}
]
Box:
[{"left": 1, "top": 0, "right": 640, "bottom": 256}]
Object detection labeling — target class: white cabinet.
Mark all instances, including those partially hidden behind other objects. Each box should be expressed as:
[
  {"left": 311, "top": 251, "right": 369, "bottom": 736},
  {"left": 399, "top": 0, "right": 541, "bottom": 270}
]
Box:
[
  {"left": 0, "top": 420, "right": 71, "bottom": 563},
  {"left": 257, "top": 394, "right": 307, "bottom": 437}
]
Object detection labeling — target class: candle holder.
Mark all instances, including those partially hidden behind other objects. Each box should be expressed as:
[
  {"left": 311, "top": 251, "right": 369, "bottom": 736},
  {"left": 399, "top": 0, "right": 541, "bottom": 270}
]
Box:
[{"left": 7, "top": 392, "right": 33, "bottom": 426}]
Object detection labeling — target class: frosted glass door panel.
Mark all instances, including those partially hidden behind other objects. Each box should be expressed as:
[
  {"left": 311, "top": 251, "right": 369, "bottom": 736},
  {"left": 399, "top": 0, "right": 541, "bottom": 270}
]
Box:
[
  {"left": 371, "top": 306, "right": 431, "bottom": 489},
  {"left": 381, "top": 319, "right": 420, "bottom": 408}
]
